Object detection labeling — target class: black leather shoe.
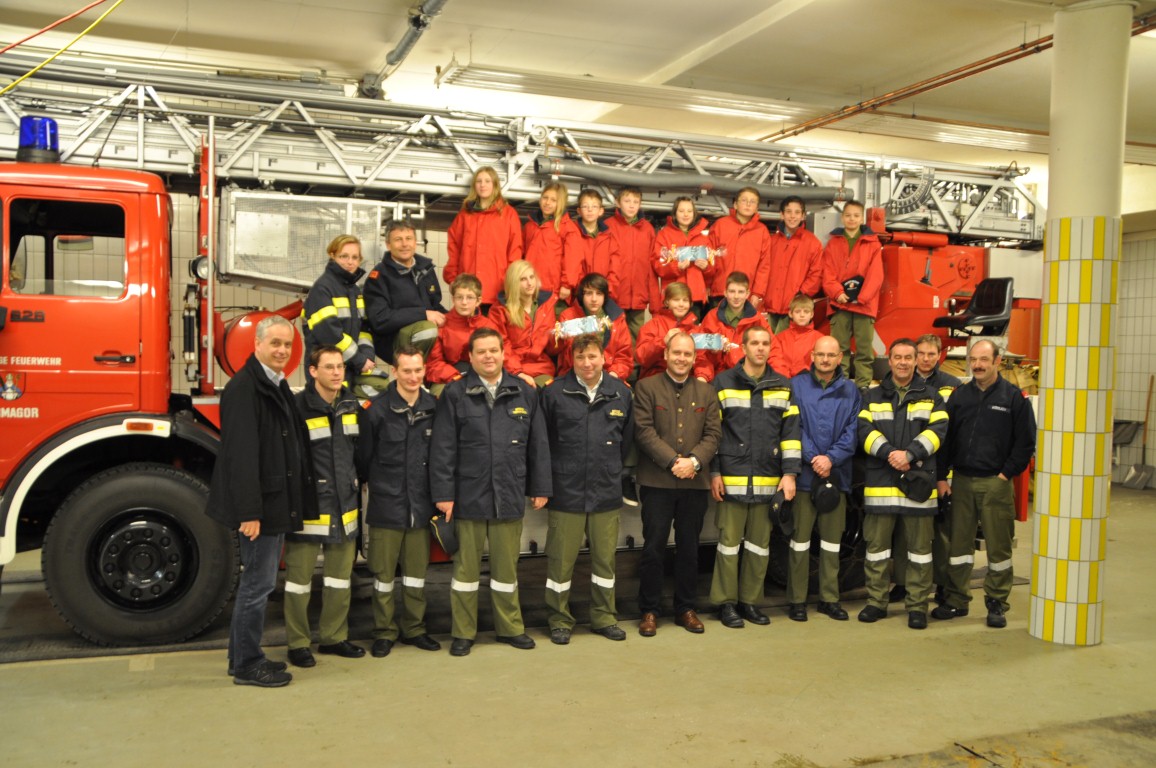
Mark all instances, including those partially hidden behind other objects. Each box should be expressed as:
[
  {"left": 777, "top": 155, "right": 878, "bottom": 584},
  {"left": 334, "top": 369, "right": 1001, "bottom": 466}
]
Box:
[
  {"left": 718, "top": 602, "right": 745, "bottom": 629},
  {"left": 549, "top": 628, "right": 571, "bottom": 645},
  {"left": 787, "top": 603, "right": 808, "bottom": 622},
  {"left": 816, "top": 601, "right": 849, "bottom": 621},
  {"left": 931, "top": 604, "right": 969, "bottom": 620},
  {"left": 496, "top": 633, "right": 536, "bottom": 650},
  {"left": 371, "top": 639, "right": 394, "bottom": 658},
  {"left": 908, "top": 611, "right": 928, "bottom": 630},
  {"left": 888, "top": 584, "right": 907, "bottom": 603},
  {"left": 738, "top": 603, "right": 770, "bottom": 625},
  {"left": 287, "top": 648, "right": 316, "bottom": 668},
  {"left": 233, "top": 660, "right": 292, "bottom": 687},
  {"left": 591, "top": 624, "right": 627, "bottom": 641},
  {"left": 858, "top": 605, "right": 887, "bottom": 623},
  {"left": 449, "top": 638, "right": 473, "bottom": 657},
  {"left": 400, "top": 634, "right": 441, "bottom": 652},
  {"left": 228, "top": 659, "right": 286, "bottom": 677},
  {"left": 985, "top": 596, "right": 1007, "bottom": 629},
  {"left": 318, "top": 640, "right": 365, "bottom": 659}
]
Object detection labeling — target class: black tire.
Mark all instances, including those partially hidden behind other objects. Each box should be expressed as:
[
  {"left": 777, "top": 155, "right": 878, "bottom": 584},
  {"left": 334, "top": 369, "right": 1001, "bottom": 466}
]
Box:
[{"left": 41, "top": 462, "right": 238, "bottom": 645}]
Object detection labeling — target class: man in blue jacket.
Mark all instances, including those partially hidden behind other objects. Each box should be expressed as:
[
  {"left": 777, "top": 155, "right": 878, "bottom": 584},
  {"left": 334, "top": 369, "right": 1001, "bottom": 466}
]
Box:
[
  {"left": 364, "top": 219, "right": 446, "bottom": 363},
  {"left": 787, "top": 336, "right": 860, "bottom": 621},
  {"left": 205, "top": 315, "right": 314, "bottom": 687},
  {"left": 933, "top": 339, "right": 1036, "bottom": 628},
  {"left": 356, "top": 346, "right": 442, "bottom": 657},
  {"left": 540, "top": 335, "right": 634, "bottom": 645},
  {"left": 430, "top": 328, "right": 552, "bottom": 656}
]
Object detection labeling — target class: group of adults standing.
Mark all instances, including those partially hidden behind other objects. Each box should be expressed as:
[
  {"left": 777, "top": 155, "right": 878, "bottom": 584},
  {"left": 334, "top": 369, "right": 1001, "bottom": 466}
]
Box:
[{"left": 203, "top": 168, "right": 1035, "bottom": 687}]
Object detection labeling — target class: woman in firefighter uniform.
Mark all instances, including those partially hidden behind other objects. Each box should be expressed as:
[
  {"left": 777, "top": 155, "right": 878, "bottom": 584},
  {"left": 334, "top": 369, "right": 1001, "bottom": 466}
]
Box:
[
  {"left": 355, "top": 347, "right": 442, "bottom": 657},
  {"left": 302, "top": 234, "right": 376, "bottom": 386},
  {"left": 282, "top": 347, "right": 364, "bottom": 667}
]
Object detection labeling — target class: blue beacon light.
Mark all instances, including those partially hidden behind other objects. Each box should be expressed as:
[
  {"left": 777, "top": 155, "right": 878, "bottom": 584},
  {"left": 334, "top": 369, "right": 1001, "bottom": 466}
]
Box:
[{"left": 16, "top": 115, "right": 61, "bottom": 163}]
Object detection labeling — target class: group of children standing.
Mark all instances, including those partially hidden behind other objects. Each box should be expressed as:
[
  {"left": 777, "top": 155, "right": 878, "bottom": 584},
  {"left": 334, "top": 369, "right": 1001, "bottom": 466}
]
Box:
[{"left": 426, "top": 165, "right": 884, "bottom": 391}]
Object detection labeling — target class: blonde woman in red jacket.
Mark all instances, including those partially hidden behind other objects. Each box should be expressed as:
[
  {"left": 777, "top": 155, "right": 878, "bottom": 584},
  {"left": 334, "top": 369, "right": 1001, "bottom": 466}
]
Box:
[
  {"left": 708, "top": 187, "right": 771, "bottom": 310},
  {"left": 489, "top": 261, "right": 559, "bottom": 388},
  {"left": 523, "top": 182, "right": 582, "bottom": 304},
  {"left": 765, "top": 196, "right": 823, "bottom": 333},
  {"left": 821, "top": 201, "right": 884, "bottom": 388},
  {"left": 654, "top": 196, "right": 717, "bottom": 321},
  {"left": 445, "top": 166, "right": 523, "bottom": 311}
]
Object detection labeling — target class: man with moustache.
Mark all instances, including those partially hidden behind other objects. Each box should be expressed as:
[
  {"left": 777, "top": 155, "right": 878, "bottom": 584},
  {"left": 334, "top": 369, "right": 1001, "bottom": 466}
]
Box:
[{"left": 932, "top": 340, "right": 1035, "bottom": 628}]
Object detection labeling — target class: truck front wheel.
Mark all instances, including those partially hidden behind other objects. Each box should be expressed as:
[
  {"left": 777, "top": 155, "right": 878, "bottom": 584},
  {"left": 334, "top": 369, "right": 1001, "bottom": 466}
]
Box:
[{"left": 42, "top": 462, "right": 238, "bottom": 645}]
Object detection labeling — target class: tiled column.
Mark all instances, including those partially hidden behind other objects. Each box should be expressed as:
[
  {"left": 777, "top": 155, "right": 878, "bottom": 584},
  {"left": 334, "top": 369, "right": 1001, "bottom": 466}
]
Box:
[{"left": 1031, "top": 1, "right": 1131, "bottom": 646}]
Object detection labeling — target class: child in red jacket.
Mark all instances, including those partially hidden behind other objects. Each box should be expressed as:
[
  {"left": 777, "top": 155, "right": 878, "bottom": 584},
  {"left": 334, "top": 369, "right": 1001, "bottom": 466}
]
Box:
[
  {"left": 635, "top": 282, "right": 713, "bottom": 382},
  {"left": 654, "top": 196, "right": 716, "bottom": 321},
  {"left": 553, "top": 272, "right": 634, "bottom": 382},
  {"left": 571, "top": 189, "right": 618, "bottom": 287},
  {"left": 605, "top": 186, "right": 657, "bottom": 340},
  {"left": 425, "top": 274, "right": 497, "bottom": 394},
  {"left": 524, "top": 181, "right": 582, "bottom": 303},
  {"left": 770, "top": 294, "right": 823, "bottom": 377},
  {"left": 708, "top": 187, "right": 771, "bottom": 310},
  {"left": 821, "top": 200, "right": 883, "bottom": 388},
  {"left": 700, "top": 271, "right": 771, "bottom": 377},
  {"left": 445, "top": 166, "right": 523, "bottom": 311},
  {"left": 765, "top": 195, "right": 823, "bottom": 333}
]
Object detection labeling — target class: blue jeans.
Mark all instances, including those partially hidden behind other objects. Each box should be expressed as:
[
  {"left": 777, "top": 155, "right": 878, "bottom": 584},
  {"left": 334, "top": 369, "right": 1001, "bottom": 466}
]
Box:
[{"left": 229, "top": 533, "right": 284, "bottom": 672}]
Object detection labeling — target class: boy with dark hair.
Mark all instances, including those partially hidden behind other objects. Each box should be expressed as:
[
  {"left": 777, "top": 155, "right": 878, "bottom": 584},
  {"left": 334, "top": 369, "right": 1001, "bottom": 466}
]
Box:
[{"left": 700, "top": 271, "right": 771, "bottom": 378}]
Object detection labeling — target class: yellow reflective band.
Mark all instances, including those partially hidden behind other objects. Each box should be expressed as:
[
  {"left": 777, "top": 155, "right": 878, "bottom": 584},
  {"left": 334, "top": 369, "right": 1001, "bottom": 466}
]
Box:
[
  {"left": 781, "top": 439, "right": 802, "bottom": 451},
  {"left": 307, "top": 304, "right": 339, "bottom": 329},
  {"left": 916, "top": 429, "right": 942, "bottom": 453},
  {"left": 356, "top": 295, "right": 365, "bottom": 309},
  {"left": 337, "top": 334, "right": 355, "bottom": 353},
  {"left": 341, "top": 508, "right": 358, "bottom": 525},
  {"left": 868, "top": 402, "right": 893, "bottom": 413},
  {"left": 785, "top": 404, "right": 799, "bottom": 417},
  {"left": 928, "top": 410, "right": 948, "bottom": 424},
  {"left": 865, "top": 430, "right": 886, "bottom": 454},
  {"left": 333, "top": 297, "right": 351, "bottom": 309}
]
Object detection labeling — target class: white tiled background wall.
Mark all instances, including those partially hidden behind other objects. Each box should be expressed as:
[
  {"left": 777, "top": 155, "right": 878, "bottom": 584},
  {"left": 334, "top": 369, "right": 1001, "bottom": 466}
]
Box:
[
  {"left": 1112, "top": 232, "right": 1156, "bottom": 486},
  {"left": 168, "top": 195, "right": 450, "bottom": 394}
]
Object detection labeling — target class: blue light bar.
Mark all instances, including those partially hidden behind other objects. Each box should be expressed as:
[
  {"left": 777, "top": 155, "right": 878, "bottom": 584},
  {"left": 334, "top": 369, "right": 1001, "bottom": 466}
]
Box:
[{"left": 16, "top": 115, "right": 61, "bottom": 163}]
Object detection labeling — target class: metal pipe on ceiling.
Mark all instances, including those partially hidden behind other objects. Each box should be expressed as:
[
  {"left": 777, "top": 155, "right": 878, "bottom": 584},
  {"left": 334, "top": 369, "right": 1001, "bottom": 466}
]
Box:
[
  {"left": 535, "top": 157, "right": 839, "bottom": 204},
  {"left": 759, "top": 14, "right": 1156, "bottom": 143},
  {"left": 361, "top": 0, "right": 450, "bottom": 99}
]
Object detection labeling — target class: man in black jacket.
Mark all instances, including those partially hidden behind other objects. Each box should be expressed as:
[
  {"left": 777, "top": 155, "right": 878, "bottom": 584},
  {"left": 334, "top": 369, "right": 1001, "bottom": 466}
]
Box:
[
  {"left": 356, "top": 346, "right": 442, "bottom": 657},
  {"left": 282, "top": 346, "right": 365, "bottom": 669},
  {"left": 205, "top": 315, "right": 315, "bottom": 687},
  {"left": 933, "top": 339, "right": 1036, "bottom": 628},
  {"left": 430, "top": 328, "right": 552, "bottom": 656},
  {"left": 540, "top": 335, "right": 634, "bottom": 645},
  {"left": 364, "top": 220, "right": 446, "bottom": 363}
]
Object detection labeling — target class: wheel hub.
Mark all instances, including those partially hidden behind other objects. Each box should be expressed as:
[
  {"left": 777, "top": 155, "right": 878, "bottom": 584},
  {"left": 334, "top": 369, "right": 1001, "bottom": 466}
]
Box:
[{"left": 95, "top": 516, "right": 189, "bottom": 607}]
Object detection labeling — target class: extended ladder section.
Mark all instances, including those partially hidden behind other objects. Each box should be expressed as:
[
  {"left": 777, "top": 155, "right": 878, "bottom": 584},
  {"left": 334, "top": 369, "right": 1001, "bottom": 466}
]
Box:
[{"left": 0, "top": 52, "right": 1043, "bottom": 243}]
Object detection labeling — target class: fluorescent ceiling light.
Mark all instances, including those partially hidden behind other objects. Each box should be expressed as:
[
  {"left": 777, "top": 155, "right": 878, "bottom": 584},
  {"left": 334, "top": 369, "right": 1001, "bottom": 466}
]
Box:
[{"left": 436, "top": 60, "right": 815, "bottom": 122}]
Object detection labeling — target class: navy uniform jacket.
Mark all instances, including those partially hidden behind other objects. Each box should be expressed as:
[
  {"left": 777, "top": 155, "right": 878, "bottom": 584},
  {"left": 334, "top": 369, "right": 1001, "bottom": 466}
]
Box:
[
  {"left": 303, "top": 259, "right": 374, "bottom": 381},
  {"left": 429, "top": 369, "right": 552, "bottom": 520},
  {"left": 357, "top": 382, "right": 438, "bottom": 529},
  {"left": 363, "top": 253, "right": 444, "bottom": 362},
  {"left": 288, "top": 384, "right": 361, "bottom": 543},
  {"left": 540, "top": 370, "right": 634, "bottom": 513},
  {"left": 940, "top": 375, "right": 1036, "bottom": 480}
]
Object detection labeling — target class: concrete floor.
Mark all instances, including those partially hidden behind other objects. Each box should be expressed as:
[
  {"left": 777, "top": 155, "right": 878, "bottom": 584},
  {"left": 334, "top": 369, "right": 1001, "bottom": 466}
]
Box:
[{"left": 2, "top": 488, "right": 1155, "bottom": 767}]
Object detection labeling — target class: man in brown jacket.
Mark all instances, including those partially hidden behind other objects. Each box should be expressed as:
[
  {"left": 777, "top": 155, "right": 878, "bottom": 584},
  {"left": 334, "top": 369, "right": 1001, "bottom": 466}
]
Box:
[{"left": 633, "top": 332, "right": 722, "bottom": 636}]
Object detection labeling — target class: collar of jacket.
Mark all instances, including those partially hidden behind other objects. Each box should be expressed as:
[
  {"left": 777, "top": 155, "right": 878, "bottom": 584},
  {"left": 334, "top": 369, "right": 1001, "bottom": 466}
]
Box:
[
  {"left": 599, "top": 296, "right": 626, "bottom": 321},
  {"left": 727, "top": 209, "right": 762, "bottom": 229},
  {"left": 828, "top": 226, "right": 878, "bottom": 240},
  {"left": 726, "top": 361, "right": 785, "bottom": 389},
  {"left": 806, "top": 363, "right": 847, "bottom": 387},
  {"left": 325, "top": 258, "right": 365, "bottom": 285},
  {"left": 577, "top": 217, "right": 610, "bottom": 237},
  {"left": 613, "top": 211, "right": 650, "bottom": 229},
  {"left": 463, "top": 369, "right": 520, "bottom": 399},
  {"left": 560, "top": 369, "right": 619, "bottom": 402},
  {"left": 880, "top": 373, "right": 930, "bottom": 402},
  {"left": 776, "top": 220, "right": 809, "bottom": 237},
  {"left": 713, "top": 301, "right": 759, "bottom": 324},
  {"left": 466, "top": 198, "right": 506, "bottom": 214},
  {"left": 383, "top": 252, "right": 434, "bottom": 276},
  {"left": 664, "top": 216, "right": 710, "bottom": 237},
  {"left": 301, "top": 381, "right": 358, "bottom": 415}
]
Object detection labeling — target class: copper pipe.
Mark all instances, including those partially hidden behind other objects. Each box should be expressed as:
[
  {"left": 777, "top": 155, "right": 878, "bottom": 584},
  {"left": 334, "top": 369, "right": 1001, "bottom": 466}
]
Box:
[{"left": 760, "top": 16, "right": 1154, "bottom": 143}]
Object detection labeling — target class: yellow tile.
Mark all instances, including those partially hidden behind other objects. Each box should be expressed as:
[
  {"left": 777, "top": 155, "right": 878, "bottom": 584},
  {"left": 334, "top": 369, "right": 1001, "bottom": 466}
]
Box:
[
  {"left": 1100, "top": 304, "right": 1112, "bottom": 347},
  {"left": 1075, "top": 390, "right": 1088, "bottom": 432},
  {"left": 1054, "top": 347, "right": 1067, "bottom": 388},
  {"left": 1059, "top": 218, "right": 1071, "bottom": 262},
  {"left": 1076, "top": 603, "right": 1089, "bottom": 645},
  {"left": 1079, "top": 261, "right": 1093, "bottom": 303},
  {"left": 1056, "top": 559, "right": 1069, "bottom": 601},
  {"left": 1066, "top": 304, "right": 1080, "bottom": 347},
  {"left": 1068, "top": 517, "right": 1083, "bottom": 559},
  {"left": 1094, "top": 434, "right": 1105, "bottom": 476},
  {"left": 1089, "top": 560, "right": 1100, "bottom": 603},
  {"left": 1043, "top": 598, "right": 1055, "bottom": 642},
  {"left": 1031, "top": 554, "right": 1041, "bottom": 595},
  {"left": 1048, "top": 262, "right": 1061, "bottom": 304},
  {"left": 1061, "top": 432, "right": 1075, "bottom": 474},
  {"left": 1043, "top": 388, "right": 1055, "bottom": 430},
  {"left": 1093, "top": 216, "right": 1105, "bottom": 261}
]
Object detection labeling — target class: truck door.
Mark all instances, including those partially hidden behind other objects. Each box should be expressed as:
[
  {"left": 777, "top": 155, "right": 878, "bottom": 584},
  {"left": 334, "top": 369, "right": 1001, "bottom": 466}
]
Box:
[{"left": 0, "top": 193, "right": 142, "bottom": 481}]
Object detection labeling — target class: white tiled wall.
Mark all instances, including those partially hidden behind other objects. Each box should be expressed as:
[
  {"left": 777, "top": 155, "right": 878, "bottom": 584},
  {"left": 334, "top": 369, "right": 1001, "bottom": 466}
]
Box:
[
  {"left": 168, "top": 194, "right": 450, "bottom": 394},
  {"left": 1112, "top": 232, "right": 1156, "bottom": 484}
]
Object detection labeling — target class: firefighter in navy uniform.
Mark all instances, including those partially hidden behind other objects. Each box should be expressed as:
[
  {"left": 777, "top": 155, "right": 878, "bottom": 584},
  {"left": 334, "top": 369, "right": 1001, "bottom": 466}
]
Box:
[
  {"left": 355, "top": 346, "right": 443, "bottom": 656},
  {"left": 892, "top": 333, "right": 964, "bottom": 603},
  {"left": 302, "top": 234, "right": 376, "bottom": 386},
  {"left": 540, "top": 334, "right": 634, "bottom": 645},
  {"left": 708, "top": 324, "right": 801, "bottom": 628},
  {"left": 430, "top": 327, "right": 552, "bottom": 657},
  {"left": 282, "top": 346, "right": 364, "bottom": 667},
  {"left": 933, "top": 339, "right": 1036, "bottom": 628},
  {"left": 856, "top": 337, "right": 949, "bottom": 630}
]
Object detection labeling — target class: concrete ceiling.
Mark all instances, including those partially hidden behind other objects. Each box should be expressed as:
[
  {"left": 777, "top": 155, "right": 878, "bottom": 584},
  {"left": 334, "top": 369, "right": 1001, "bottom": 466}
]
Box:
[{"left": 2, "top": 0, "right": 1155, "bottom": 215}]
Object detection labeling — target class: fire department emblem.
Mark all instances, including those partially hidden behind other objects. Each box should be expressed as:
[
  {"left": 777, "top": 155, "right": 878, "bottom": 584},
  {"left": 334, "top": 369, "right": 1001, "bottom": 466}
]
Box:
[{"left": 1, "top": 372, "right": 25, "bottom": 401}]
